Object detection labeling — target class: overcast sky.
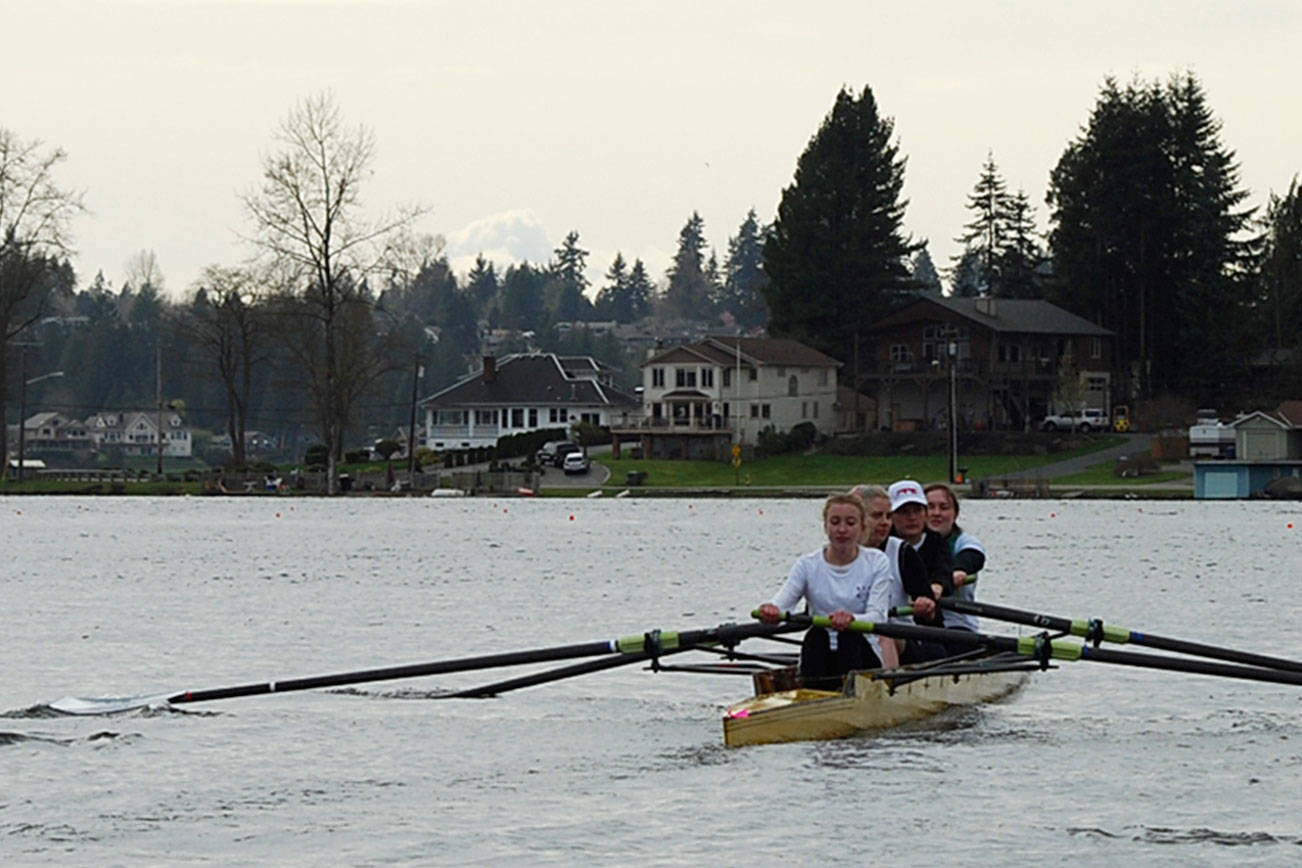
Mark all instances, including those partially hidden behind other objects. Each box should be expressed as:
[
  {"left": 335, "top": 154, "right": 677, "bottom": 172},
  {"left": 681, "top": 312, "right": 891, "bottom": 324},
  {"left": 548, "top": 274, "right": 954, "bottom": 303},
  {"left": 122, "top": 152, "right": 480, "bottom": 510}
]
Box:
[{"left": 5, "top": 0, "right": 1300, "bottom": 298}]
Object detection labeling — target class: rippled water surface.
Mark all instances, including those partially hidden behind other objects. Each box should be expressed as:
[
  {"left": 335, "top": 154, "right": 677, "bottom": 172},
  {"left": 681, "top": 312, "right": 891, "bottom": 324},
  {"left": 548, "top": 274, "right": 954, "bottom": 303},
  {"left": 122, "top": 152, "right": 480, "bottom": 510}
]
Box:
[{"left": 3, "top": 495, "right": 1302, "bottom": 865}]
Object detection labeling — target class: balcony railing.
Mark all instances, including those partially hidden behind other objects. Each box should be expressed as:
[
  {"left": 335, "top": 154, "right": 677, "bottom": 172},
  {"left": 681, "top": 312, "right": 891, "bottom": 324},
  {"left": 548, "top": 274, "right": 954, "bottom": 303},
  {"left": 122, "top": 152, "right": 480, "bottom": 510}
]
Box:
[{"left": 611, "top": 417, "right": 734, "bottom": 432}]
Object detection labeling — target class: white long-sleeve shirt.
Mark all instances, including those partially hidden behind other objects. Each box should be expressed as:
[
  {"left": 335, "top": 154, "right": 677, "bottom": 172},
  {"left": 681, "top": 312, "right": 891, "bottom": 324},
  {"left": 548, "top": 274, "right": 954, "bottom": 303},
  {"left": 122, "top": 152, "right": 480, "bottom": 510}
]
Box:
[{"left": 769, "top": 545, "right": 893, "bottom": 653}]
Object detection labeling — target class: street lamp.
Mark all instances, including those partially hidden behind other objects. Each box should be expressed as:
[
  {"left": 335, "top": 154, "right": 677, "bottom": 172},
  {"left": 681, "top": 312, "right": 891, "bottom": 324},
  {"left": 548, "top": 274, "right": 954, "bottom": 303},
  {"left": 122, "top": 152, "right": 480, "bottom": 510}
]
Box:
[{"left": 17, "top": 357, "right": 64, "bottom": 483}]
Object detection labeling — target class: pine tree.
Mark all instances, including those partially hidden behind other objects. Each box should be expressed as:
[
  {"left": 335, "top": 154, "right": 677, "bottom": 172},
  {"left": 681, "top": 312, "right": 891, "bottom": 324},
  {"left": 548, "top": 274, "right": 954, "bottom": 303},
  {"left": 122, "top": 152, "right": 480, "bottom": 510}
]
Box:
[
  {"left": 1258, "top": 178, "right": 1302, "bottom": 359},
  {"left": 762, "top": 85, "right": 919, "bottom": 363},
  {"left": 466, "top": 254, "right": 499, "bottom": 319},
  {"left": 664, "top": 212, "right": 713, "bottom": 319},
  {"left": 594, "top": 252, "right": 632, "bottom": 322},
  {"left": 996, "top": 190, "right": 1045, "bottom": 299},
  {"left": 1046, "top": 74, "right": 1252, "bottom": 400},
  {"left": 954, "top": 151, "right": 1013, "bottom": 295},
  {"left": 626, "top": 259, "right": 654, "bottom": 321},
  {"left": 910, "top": 245, "right": 943, "bottom": 296},
  {"left": 722, "top": 208, "right": 770, "bottom": 327}
]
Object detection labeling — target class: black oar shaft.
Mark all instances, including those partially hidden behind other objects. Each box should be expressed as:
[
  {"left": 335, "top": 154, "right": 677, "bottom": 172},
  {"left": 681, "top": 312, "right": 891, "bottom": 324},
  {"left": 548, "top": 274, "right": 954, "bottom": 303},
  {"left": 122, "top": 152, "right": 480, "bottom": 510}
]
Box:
[
  {"left": 166, "top": 621, "right": 801, "bottom": 706},
  {"left": 167, "top": 640, "right": 620, "bottom": 704},
  {"left": 942, "top": 598, "right": 1302, "bottom": 673},
  {"left": 786, "top": 613, "right": 1302, "bottom": 687}
]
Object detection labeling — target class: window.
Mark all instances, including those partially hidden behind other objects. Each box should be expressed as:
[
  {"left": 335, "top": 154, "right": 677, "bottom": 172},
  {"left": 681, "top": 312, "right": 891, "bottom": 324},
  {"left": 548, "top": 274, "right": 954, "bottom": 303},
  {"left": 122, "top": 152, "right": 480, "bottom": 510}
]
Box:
[
  {"left": 749, "top": 368, "right": 757, "bottom": 381},
  {"left": 1091, "top": 337, "right": 1102, "bottom": 359},
  {"left": 762, "top": 404, "right": 771, "bottom": 419},
  {"left": 722, "top": 368, "right": 732, "bottom": 388},
  {"left": 675, "top": 368, "right": 697, "bottom": 388},
  {"left": 999, "top": 343, "right": 1022, "bottom": 363},
  {"left": 1086, "top": 375, "right": 1108, "bottom": 392},
  {"left": 652, "top": 367, "right": 665, "bottom": 388},
  {"left": 819, "top": 369, "right": 829, "bottom": 387},
  {"left": 788, "top": 375, "right": 798, "bottom": 397},
  {"left": 700, "top": 368, "right": 714, "bottom": 388},
  {"left": 776, "top": 367, "right": 785, "bottom": 378},
  {"left": 528, "top": 408, "right": 538, "bottom": 427},
  {"left": 750, "top": 404, "right": 759, "bottom": 418},
  {"left": 511, "top": 408, "right": 524, "bottom": 428},
  {"left": 476, "top": 410, "right": 496, "bottom": 425},
  {"left": 581, "top": 412, "right": 599, "bottom": 425},
  {"left": 890, "top": 344, "right": 911, "bottom": 362},
  {"left": 801, "top": 402, "right": 808, "bottom": 419}
]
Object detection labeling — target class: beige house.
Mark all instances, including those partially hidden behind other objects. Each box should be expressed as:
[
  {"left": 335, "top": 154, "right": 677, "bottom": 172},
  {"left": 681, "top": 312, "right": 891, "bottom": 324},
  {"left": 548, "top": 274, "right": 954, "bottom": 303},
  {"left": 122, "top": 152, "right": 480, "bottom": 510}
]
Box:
[{"left": 615, "top": 336, "right": 841, "bottom": 460}]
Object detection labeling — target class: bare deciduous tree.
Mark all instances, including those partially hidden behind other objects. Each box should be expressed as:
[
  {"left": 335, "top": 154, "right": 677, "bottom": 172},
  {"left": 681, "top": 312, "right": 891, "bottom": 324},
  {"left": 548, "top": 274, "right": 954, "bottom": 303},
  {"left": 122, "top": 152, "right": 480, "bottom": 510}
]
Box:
[
  {"left": 177, "top": 265, "right": 267, "bottom": 466},
  {"left": 1, "top": 128, "right": 86, "bottom": 477},
  {"left": 241, "top": 93, "right": 425, "bottom": 492}
]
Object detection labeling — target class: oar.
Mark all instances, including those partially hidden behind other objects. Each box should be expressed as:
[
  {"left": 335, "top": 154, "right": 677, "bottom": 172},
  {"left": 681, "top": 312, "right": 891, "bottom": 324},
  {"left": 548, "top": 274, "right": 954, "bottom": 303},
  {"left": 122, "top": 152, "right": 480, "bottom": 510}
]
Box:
[
  {"left": 939, "top": 598, "right": 1302, "bottom": 673},
  {"left": 49, "top": 620, "right": 798, "bottom": 715},
  {"left": 764, "top": 612, "right": 1302, "bottom": 688}
]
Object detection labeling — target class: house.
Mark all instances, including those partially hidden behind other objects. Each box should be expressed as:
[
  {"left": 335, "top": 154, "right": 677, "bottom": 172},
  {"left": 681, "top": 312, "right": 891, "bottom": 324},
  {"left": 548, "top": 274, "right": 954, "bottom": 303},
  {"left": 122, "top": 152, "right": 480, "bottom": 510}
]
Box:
[
  {"left": 863, "top": 296, "right": 1115, "bottom": 431},
  {"left": 12, "top": 412, "right": 95, "bottom": 459},
  {"left": 613, "top": 336, "right": 840, "bottom": 460},
  {"left": 86, "top": 410, "right": 193, "bottom": 458},
  {"left": 1195, "top": 401, "right": 1302, "bottom": 498},
  {"left": 417, "top": 353, "right": 640, "bottom": 450}
]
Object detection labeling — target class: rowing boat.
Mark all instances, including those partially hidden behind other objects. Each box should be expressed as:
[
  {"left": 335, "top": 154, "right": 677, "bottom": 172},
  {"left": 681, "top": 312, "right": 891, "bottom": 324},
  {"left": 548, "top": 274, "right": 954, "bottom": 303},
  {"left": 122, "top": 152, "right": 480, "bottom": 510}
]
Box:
[{"left": 722, "top": 651, "right": 1035, "bottom": 747}]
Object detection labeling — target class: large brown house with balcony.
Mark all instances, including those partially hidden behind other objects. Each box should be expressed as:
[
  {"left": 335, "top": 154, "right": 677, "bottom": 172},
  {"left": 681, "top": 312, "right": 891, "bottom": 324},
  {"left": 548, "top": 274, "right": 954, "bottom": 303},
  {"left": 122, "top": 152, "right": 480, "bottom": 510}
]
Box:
[{"left": 862, "top": 296, "right": 1115, "bottom": 431}]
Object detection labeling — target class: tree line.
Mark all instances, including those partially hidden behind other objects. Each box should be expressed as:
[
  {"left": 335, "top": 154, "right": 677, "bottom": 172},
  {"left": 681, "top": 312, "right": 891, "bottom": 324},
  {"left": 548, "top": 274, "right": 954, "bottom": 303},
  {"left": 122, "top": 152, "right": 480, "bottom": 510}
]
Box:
[{"left": 6, "top": 72, "right": 1302, "bottom": 480}]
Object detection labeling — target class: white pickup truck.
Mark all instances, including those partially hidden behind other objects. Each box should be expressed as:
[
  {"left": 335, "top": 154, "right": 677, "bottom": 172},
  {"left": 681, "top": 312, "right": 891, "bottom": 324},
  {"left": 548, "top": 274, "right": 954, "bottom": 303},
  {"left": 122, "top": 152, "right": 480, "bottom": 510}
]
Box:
[{"left": 1041, "top": 408, "right": 1110, "bottom": 432}]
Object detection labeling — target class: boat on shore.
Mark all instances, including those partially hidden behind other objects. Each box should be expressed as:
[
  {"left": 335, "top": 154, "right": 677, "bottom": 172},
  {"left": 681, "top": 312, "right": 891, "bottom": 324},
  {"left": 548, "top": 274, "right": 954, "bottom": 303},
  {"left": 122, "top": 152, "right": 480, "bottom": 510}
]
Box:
[{"left": 722, "top": 651, "right": 1035, "bottom": 747}]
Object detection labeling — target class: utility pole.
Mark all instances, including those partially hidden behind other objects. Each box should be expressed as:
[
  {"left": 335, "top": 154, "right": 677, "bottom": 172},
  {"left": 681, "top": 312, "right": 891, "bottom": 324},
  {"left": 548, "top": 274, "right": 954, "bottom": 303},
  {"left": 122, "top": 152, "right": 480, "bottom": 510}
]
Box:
[
  {"left": 156, "top": 344, "right": 164, "bottom": 477},
  {"left": 407, "top": 356, "right": 423, "bottom": 482}
]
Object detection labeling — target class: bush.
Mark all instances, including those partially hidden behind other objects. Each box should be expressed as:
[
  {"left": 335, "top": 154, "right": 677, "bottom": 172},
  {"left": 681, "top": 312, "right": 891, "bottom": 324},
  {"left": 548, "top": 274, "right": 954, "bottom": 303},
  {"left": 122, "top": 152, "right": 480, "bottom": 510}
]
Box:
[
  {"left": 304, "top": 444, "right": 328, "bottom": 466},
  {"left": 374, "top": 439, "right": 402, "bottom": 460},
  {"left": 788, "top": 422, "right": 817, "bottom": 451},
  {"left": 572, "top": 421, "right": 611, "bottom": 447},
  {"left": 344, "top": 448, "right": 370, "bottom": 464},
  {"left": 496, "top": 427, "right": 567, "bottom": 460}
]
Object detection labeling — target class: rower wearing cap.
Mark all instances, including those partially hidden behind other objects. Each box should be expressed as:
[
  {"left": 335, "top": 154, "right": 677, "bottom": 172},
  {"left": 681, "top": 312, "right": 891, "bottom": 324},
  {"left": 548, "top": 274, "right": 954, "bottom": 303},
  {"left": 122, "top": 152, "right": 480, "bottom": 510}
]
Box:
[{"left": 888, "top": 478, "right": 955, "bottom": 663}]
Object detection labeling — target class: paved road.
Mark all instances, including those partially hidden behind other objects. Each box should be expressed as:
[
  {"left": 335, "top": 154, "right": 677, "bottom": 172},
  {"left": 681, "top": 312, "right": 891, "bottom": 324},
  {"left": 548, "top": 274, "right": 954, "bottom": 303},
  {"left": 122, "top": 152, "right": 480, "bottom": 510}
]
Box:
[{"left": 999, "top": 433, "right": 1154, "bottom": 479}]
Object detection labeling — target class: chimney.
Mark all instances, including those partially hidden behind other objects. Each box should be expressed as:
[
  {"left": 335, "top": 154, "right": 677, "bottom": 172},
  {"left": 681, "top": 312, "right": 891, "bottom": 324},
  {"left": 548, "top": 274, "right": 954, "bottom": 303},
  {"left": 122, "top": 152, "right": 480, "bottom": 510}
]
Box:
[
  {"left": 483, "top": 355, "right": 497, "bottom": 383},
  {"left": 975, "top": 297, "right": 997, "bottom": 317}
]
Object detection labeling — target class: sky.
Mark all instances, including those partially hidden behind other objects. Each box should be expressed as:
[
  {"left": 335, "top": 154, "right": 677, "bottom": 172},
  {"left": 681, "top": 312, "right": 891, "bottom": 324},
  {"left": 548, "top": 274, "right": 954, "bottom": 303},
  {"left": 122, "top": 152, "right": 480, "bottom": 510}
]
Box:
[{"left": 4, "top": 0, "right": 1301, "bottom": 299}]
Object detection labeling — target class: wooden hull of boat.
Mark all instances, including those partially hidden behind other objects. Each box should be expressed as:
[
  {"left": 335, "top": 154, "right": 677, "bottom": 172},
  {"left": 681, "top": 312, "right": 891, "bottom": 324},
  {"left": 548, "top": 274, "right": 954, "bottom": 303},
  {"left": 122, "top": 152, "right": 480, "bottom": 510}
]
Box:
[{"left": 722, "top": 665, "right": 1031, "bottom": 747}]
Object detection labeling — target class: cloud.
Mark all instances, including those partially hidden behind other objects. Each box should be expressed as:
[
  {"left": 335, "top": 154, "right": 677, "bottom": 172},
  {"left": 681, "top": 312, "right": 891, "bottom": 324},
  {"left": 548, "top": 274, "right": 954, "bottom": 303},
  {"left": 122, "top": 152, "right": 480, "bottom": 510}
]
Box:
[{"left": 444, "top": 209, "right": 554, "bottom": 273}]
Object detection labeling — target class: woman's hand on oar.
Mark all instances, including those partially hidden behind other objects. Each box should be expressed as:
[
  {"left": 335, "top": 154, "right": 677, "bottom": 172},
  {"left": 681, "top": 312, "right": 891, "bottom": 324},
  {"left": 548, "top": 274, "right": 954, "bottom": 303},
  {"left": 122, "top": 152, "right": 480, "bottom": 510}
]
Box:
[{"left": 939, "top": 598, "right": 1302, "bottom": 673}]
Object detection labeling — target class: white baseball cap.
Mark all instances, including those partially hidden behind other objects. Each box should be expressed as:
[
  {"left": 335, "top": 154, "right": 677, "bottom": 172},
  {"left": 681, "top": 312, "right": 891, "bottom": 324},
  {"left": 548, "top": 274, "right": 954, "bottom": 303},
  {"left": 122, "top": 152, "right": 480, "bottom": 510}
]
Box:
[{"left": 888, "top": 479, "right": 927, "bottom": 512}]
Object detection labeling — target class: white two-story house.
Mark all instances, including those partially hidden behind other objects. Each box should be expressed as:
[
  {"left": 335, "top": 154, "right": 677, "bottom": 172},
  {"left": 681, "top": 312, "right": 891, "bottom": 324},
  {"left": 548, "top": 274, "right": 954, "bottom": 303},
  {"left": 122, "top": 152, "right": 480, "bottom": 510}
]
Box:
[
  {"left": 418, "top": 353, "right": 640, "bottom": 450},
  {"left": 614, "top": 336, "right": 841, "bottom": 460},
  {"left": 86, "top": 410, "right": 193, "bottom": 458}
]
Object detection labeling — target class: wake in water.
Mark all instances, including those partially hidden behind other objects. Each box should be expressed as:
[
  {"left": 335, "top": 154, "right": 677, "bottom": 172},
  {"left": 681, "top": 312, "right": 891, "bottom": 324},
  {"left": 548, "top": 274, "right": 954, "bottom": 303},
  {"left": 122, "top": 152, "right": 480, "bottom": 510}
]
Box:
[
  {"left": 327, "top": 686, "right": 458, "bottom": 700},
  {"left": 0, "top": 729, "right": 134, "bottom": 748},
  {"left": 1, "top": 702, "right": 217, "bottom": 719},
  {"left": 1069, "top": 825, "right": 1302, "bottom": 846}
]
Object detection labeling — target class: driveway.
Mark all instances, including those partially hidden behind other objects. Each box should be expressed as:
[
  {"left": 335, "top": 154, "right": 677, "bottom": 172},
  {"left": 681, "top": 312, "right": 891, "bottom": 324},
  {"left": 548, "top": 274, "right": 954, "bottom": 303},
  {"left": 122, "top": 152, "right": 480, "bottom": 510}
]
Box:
[{"left": 1000, "top": 433, "right": 1154, "bottom": 479}]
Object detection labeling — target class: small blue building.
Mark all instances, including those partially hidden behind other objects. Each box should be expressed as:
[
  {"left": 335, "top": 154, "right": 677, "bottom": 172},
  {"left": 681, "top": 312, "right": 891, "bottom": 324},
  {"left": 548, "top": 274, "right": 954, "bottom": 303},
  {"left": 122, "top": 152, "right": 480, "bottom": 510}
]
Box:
[{"left": 1194, "top": 402, "right": 1302, "bottom": 499}]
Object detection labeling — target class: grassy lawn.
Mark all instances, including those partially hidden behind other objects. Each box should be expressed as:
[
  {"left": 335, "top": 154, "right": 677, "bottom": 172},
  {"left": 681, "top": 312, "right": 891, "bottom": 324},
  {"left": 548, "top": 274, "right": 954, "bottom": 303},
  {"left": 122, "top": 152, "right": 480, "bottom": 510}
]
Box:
[
  {"left": 1050, "top": 460, "right": 1192, "bottom": 486},
  {"left": 595, "top": 439, "right": 1123, "bottom": 488}
]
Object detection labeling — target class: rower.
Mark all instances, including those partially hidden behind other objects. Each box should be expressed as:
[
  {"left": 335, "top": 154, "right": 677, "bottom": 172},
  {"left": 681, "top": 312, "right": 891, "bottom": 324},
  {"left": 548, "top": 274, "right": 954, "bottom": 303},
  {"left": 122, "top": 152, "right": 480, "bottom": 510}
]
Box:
[
  {"left": 850, "top": 484, "right": 941, "bottom": 662},
  {"left": 925, "top": 482, "right": 985, "bottom": 652},
  {"left": 757, "top": 493, "right": 899, "bottom": 686},
  {"left": 888, "top": 479, "right": 955, "bottom": 663}
]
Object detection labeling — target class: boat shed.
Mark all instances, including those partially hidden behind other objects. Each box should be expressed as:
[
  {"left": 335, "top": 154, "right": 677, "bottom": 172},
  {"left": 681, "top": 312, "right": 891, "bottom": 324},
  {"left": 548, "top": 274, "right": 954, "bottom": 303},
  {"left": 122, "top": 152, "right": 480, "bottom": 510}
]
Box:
[{"left": 1194, "top": 402, "right": 1302, "bottom": 498}]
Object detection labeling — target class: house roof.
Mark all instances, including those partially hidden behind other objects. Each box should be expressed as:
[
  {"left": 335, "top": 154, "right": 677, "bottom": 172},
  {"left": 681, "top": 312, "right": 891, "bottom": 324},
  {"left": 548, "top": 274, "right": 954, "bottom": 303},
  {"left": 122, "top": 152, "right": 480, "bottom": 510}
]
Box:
[
  {"left": 642, "top": 336, "right": 842, "bottom": 369},
  {"left": 871, "top": 297, "right": 1114, "bottom": 337},
  {"left": 421, "top": 353, "right": 638, "bottom": 408},
  {"left": 1276, "top": 401, "right": 1302, "bottom": 427}
]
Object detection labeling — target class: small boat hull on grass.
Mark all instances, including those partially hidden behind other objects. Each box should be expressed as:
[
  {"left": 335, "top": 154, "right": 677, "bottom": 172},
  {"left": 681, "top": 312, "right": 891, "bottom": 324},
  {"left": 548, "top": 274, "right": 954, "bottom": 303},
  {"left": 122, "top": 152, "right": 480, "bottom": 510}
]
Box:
[{"left": 723, "top": 656, "right": 1032, "bottom": 747}]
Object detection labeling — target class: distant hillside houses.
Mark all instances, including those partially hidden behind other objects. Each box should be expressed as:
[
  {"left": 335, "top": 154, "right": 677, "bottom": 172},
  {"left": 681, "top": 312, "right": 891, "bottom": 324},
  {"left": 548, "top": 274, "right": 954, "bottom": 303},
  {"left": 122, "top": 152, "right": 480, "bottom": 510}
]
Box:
[{"left": 7, "top": 410, "right": 192, "bottom": 463}]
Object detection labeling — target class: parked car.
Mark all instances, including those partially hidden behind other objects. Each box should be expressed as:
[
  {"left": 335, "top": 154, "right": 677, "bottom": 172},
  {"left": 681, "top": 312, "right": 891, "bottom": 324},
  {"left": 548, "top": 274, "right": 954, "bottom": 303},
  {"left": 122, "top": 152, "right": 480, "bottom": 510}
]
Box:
[
  {"left": 1041, "top": 408, "right": 1110, "bottom": 433},
  {"left": 535, "top": 440, "right": 578, "bottom": 466},
  {"left": 562, "top": 451, "right": 591, "bottom": 475}
]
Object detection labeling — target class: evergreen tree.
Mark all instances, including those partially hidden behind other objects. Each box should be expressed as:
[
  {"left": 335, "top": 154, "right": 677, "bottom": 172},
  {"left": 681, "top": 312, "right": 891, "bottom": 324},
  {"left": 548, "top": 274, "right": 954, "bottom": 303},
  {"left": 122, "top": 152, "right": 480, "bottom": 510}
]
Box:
[
  {"left": 594, "top": 252, "right": 632, "bottom": 322},
  {"left": 722, "top": 208, "right": 770, "bottom": 327},
  {"left": 1257, "top": 178, "right": 1302, "bottom": 359},
  {"left": 1047, "top": 73, "right": 1252, "bottom": 401},
  {"left": 996, "top": 190, "right": 1045, "bottom": 299},
  {"left": 949, "top": 248, "right": 984, "bottom": 297},
  {"left": 549, "top": 230, "right": 592, "bottom": 323},
  {"left": 626, "top": 259, "right": 654, "bottom": 321},
  {"left": 954, "top": 152, "right": 1012, "bottom": 294},
  {"left": 500, "top": 262, "right": 546, "bottom": 332},
  {"left": 910, "top": 245, "right": 943, "bottom": 296},
  {"left": 664, "top": 212, "right": 713, "bottom": 319},
  {"left": 466, "top": 254, "right": 499, "bottom": 319},
  {"left": 762, "top": 85, "right": 919, "bottom": 363}
]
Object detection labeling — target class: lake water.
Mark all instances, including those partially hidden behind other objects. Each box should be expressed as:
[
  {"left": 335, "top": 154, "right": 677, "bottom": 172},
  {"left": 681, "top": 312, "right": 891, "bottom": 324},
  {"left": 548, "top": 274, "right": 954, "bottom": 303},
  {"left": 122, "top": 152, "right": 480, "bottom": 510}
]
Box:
[{"left": 3, "top": 495, "right": 1302, "bottom": 865}]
